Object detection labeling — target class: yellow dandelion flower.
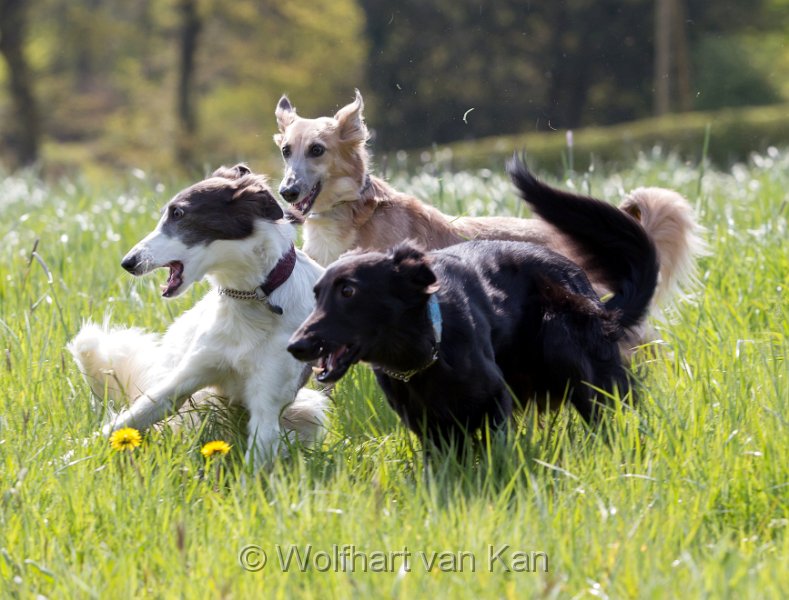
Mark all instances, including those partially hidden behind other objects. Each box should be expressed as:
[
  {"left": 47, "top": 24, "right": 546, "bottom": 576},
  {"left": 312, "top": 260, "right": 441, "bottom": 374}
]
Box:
[
  {"left": 109, "top": 427, "right": 142, "bottom": 452},
  {"left": 201, "top": 440, "right": 231, "bottom": 458}
]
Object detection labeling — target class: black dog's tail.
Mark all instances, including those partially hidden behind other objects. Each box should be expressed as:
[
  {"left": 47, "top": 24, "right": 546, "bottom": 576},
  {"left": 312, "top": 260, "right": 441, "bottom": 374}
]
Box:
[{"left": 506, "top": 154, "right": 658, "bottom": 331}]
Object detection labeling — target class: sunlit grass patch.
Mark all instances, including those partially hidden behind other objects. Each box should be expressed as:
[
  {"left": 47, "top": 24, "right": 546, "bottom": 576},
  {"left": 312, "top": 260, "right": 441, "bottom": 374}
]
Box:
[{"left": 0, "top": 150, "right": 786, "bottom": 597}]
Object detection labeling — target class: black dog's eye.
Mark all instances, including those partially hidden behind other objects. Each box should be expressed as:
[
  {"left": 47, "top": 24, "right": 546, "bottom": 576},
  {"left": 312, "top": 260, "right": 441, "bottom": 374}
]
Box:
[
  {"left": 309, "top": 143, "right": 325, "bottom": 157},
  {"left": 340, "top": 284, "right": 355, "bottom": 298},
  {"left": 171, "top": 206, "right": 184, "bottom": 219},
  {"left": 282, "top": 145, "right": 292, "bottom": 159}
]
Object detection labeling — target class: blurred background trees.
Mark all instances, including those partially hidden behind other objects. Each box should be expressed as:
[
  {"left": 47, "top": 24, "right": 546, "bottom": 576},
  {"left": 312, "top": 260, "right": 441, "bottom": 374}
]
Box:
[{"left": 0, "top": 0, "right": 786, "bottom": 174}]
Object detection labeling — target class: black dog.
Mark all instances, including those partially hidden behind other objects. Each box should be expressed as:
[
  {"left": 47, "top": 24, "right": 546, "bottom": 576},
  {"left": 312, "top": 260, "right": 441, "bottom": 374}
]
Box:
[{"left": 288, "top": 157, "right": 658, "bottom": 448}]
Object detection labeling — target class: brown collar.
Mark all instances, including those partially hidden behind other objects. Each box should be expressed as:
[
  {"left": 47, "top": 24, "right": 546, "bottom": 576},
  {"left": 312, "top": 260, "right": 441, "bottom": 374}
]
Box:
[
  {"left": 351, "top": 175, "right": 378, "bottom": 229},
  {"left": 359, "top": 174, "right": 374, "bottom": 200},
  {"left": 218, "top": 244, "right": 296, "bottom": 315}
]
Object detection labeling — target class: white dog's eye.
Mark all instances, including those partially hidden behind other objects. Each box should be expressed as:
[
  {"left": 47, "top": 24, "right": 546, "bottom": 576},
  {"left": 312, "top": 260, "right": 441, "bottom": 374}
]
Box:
[
  {"left": 309, "top": 144, "right": 325, "bottom": 157},
  {"left": 172, "top": 207, "right": 184, "bottom": 219},
  {"left": 340, "top": 284, "right": 354, "bottom": 298},
  {"left": 282, "top": 145, "right": 292, "bottom": 159}
]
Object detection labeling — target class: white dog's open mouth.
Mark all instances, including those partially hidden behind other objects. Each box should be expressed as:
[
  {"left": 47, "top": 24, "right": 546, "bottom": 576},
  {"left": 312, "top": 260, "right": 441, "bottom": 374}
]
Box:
[
  {"left": 294, "top": 181, "right": 322, "bottom": 215},
  {"left": 161, "top": 261, "right": 184, "bottom": 297}
]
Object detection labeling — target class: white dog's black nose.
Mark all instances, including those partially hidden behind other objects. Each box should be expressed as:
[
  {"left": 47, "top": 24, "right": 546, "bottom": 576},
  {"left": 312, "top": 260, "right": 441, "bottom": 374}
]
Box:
[
  {"left": 279, "top": 184, "right": 301, "bottom": 203},
  {"left": 121, "top": 253, "right": 140, "bottom": 274}
]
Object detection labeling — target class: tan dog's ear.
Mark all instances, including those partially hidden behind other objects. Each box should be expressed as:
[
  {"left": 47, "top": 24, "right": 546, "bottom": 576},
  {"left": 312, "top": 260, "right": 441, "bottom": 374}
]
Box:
[
  {"left": 334, "top": 89, "right": 367, "bottom": 143},
  {"left": 276, "top": 95, "right": 297, "bottom": 133}
]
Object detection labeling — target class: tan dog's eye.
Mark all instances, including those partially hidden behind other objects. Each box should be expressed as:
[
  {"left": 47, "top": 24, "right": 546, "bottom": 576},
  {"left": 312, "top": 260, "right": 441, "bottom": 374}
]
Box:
[
  {"left": 340, "top": 284, "right": 354, "bottom": 298},
  {"left": 309, "top": 144, "right": 325, "bottom": 157}
]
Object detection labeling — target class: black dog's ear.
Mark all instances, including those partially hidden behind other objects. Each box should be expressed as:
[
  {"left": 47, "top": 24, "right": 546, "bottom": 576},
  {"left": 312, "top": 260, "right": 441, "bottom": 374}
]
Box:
[
  {"left": 391, "top": 242, "right": 440, "bottom": 294},
  {"left": 212, "top": 163, "right": 252, "bottom": 180}
]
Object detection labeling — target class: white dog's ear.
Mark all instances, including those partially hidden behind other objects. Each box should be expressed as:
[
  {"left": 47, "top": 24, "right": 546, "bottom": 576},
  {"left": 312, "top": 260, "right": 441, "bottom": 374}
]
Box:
[
  {"left": 212, "top": 163, "right": 251, "bottom": 180},
  {"left": 276, "top": 95, "right": 297, "bottom": 133},
  {"left": 334, "top": 89, "right": 367, "bottom": 143}
]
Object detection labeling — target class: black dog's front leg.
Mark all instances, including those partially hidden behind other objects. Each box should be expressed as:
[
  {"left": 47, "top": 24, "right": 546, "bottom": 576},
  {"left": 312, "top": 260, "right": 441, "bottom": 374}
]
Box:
[{"left": 422, "top": 384, "right": 515, "bottom": 458}]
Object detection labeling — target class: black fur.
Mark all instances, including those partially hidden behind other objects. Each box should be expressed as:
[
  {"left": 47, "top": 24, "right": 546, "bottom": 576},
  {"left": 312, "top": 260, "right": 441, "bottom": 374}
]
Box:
[
  {"left": 288, "top": 162, "right": 659, "bottom": 449},
  {"left": 506, "top": 155, "right": 659, "bottom": 330}
]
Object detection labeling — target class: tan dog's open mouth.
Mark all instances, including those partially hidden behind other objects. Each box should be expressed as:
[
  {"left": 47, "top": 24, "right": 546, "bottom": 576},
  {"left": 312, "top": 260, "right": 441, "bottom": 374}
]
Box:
[{"left": 294, "top": 181, "right": 322, "bottom": 215}]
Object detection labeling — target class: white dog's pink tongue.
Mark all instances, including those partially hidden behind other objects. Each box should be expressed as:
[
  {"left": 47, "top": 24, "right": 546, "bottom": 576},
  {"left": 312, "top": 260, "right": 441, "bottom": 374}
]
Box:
[{"left": 161, "top": 261, "right": 184, "bottom": 297}]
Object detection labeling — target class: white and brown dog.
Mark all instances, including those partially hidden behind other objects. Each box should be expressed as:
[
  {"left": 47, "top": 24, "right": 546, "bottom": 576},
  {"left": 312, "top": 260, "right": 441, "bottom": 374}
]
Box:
[
  {"left": 274, "top": 91, "right": 706, "bottom": 351},
  {"left": 69, "top": 165, "right": 328, "bottom": 467}
]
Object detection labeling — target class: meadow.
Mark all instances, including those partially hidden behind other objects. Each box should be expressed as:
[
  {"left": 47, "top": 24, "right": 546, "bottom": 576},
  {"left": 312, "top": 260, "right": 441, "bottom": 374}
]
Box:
[{"left": 0, "top": 148, "right": 786, "bottom": 598}]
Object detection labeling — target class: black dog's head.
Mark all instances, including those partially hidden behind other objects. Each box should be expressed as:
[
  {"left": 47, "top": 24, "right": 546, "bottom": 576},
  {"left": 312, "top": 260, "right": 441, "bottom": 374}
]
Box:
[{"left": 287, "top": 242, "right": 440, "bottom": 383}]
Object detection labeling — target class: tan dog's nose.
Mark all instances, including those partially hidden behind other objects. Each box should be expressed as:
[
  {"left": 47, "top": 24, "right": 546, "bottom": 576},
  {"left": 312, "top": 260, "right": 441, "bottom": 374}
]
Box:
[{"left": 279, "top": 184, "right": 301, "bottom": 203}]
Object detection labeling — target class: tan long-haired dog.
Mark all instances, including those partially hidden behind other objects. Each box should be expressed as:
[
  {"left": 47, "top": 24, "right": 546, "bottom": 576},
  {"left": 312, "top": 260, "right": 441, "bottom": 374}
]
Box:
[{"left": 274, "top": 90, "right": 705, "bottom": 352}]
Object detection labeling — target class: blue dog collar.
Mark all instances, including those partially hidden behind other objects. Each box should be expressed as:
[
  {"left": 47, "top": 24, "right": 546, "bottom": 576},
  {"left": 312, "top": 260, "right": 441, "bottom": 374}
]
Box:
[
  {"left": 380, "top": 294, "right": 442, "bottom": 383},
  {"left": 427, "top": 294, "right": 442, "bottom": 344}
]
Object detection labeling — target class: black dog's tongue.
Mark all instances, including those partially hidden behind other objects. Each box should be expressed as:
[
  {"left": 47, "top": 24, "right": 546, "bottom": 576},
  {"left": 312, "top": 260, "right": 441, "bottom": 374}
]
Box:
[{"left": 313, "top": 345, "right": 349, "bottom": 382}]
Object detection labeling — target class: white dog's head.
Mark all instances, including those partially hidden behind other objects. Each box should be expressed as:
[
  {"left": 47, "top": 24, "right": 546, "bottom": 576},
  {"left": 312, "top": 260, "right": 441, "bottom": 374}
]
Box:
[
  {"left": 274, "top": 90, "right": 370, "bottom": 216},
  {"left": 120, "top": 165, "right": 288, "bottom": 298}
]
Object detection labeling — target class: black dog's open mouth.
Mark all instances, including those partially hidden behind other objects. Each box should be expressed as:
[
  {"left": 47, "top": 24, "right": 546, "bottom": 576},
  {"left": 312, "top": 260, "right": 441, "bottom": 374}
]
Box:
[
  {"left": 161, "top": 261, "right": 184, "bottom": 297},
  {"left": 312, "top": 343, "right": 359, "bottom": 383},
  {"left": 293, "top": 181, "right": 322, "bottom": 215}
]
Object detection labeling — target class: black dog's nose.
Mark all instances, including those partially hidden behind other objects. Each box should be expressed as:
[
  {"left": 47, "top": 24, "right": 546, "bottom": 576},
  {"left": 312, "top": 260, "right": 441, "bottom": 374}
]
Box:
[
  {"left": 121, "top": 253, "right": 139, "bottom": 274},
  {"left": 287, "top": 336, "right": 322, "bottom": 361},
  {"left": 279, "top": 184, "right": 301, "bottom": 204}
]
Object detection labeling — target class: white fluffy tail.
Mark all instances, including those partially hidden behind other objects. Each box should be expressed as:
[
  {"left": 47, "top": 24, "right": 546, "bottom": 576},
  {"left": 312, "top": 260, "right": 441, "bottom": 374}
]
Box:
[
  {"left": 620, "top": 187, "right": 708, "bottom": 310},
  {"left": 280, "top": 387, "right": 330, "bottom": 446},
  {"left": 67, "top": 321, "right": 164, "bottom": 409}
]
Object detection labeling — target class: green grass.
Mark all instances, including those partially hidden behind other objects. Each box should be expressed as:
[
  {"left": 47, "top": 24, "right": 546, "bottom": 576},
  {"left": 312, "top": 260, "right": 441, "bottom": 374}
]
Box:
[{"left": 1, "top": 149, "right": 787, "bottom": 598}]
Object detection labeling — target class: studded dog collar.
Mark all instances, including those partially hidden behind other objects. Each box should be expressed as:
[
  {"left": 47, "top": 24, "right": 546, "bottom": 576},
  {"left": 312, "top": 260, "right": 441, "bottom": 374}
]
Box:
[{"left": 218, "top": 244, "right": 296, "bottom": 315}]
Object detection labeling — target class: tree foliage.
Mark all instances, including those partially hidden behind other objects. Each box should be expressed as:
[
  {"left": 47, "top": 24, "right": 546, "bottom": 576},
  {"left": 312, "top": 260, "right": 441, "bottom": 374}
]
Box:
[
  {"left": 0, "top": 0, "right": 366, "bottom": 172},
  {"left": 359, "top": 0, "right": 784, "bottom": 150},
  {"left": 0, "top": 0, "right": 785, "bottom": 173}
]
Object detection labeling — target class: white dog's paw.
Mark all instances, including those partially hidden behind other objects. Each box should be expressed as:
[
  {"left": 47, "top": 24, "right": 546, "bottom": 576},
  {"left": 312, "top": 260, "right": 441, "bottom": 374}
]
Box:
[{"left": 280, "top": 388, "right": 330, "bottom": 446}]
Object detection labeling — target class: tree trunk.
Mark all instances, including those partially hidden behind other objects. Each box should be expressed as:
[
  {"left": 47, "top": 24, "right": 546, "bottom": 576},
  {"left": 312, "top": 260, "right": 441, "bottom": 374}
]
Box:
[
  {"left": 673, "top": 0, "right": 692, "bottom": 112},
  {"left": 175, "top": 0, "right": 202, "bottom": 167},
  {"left": 0, "top": 0, "right": 41, "bottom": 166},
  {"left": 653, "top": 0, "right": 672, "bottom": 115}
]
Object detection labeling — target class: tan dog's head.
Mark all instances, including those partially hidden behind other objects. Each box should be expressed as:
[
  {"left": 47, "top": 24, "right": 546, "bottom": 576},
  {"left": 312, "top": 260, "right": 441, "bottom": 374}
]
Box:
[{"left": 274, "top": 90, "right": 369, "bottom": 216}]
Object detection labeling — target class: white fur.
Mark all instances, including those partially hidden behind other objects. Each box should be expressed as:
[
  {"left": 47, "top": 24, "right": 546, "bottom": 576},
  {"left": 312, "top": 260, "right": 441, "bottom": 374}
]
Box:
[
  {"left": 622, "top": 187, "right": 709, "bottom": 309},
  {"left": 304, "top": 210, "right": 360, "bottom": 266},
  {"left": 69, "top": 216, "right": 328, "bottom": 469}
]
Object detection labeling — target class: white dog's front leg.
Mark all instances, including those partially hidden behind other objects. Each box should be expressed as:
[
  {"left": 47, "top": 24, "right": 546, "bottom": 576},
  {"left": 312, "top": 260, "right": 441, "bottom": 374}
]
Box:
[
  {"left": 242, "top": 367, "right": 301, "bottom": 470},
  {"left": 101, "top": 366, "right": 210, "bottom": 435},
  {"left": 245, "top": 408, "right": 283, "bottom": 470}
]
